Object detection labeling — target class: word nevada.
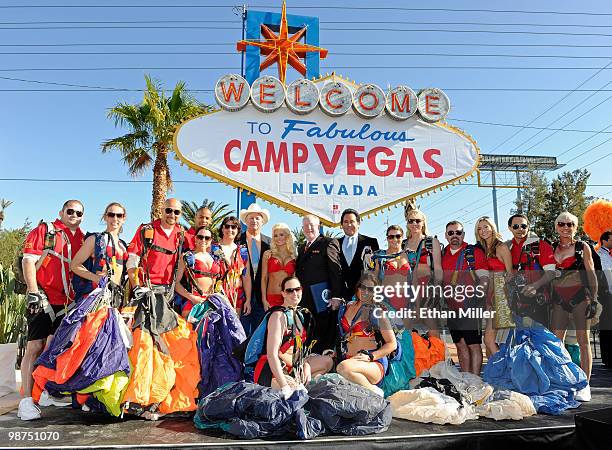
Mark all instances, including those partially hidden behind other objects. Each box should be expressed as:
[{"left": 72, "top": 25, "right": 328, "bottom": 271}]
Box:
[{"left": 215, "top": 74, "right": 450, "bottom": 122}]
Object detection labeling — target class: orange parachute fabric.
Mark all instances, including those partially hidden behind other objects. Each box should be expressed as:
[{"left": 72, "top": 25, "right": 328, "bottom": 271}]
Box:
[
  {"left": 411, "top": 331, "right": 446, "bottom": 377},
  {"left": 32, "top": 307, "right": 109, "bottom": 402},
  {"left": 122, "top": 300, "right": 199, "bottom": 413},
  {"left": 583, "top": 199, "right": 612, "bottom": 248}
]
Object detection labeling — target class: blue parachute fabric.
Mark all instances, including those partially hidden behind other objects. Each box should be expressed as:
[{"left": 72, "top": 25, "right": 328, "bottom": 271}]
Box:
[
  {"left": 36, "top": 285, "right": 104, "bottom": 371},
  {"left": 306, "top": 374, "right": 392, "bottom": 435},
  {"left": 380, "top": 329, "right": 416, "bottom": 397},
  {"left": 194, "top": 381, "right": 323, "bottom": 440},
  {"left": 45, "top": 307, "right": 130, "bottom": 394},
  {"left": 72, "top": 232, "right": 106, "bottom": 300},
  {"left": 483, "top": 325, "right": 587, "bottom": 415},
  {"left": 190, "top": 295, "right": 247, "bottom": 398}
]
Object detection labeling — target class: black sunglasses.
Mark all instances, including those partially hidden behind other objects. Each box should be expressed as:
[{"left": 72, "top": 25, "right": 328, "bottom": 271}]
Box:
[
  {"left": 284, "top": 286, "right": 303, "bottom": 293},
  {"left": 223, "top": 224, "right": 238, "bottom": 230},
  {"left": 512, "top": 224, "right": 528, "bottom": 230},
  {"left": 106, "top": 212, "right": 125, "bottom": 219},
  {"left": 557, "top": 222, "right": 575, "bottom": 228},
  {"left": 164, "top": 208, "right": 181, "bottom": 216},
  {"left": 65, "top": 208, "right": 83, "bottom": 217},
  {"left": 387, "top": 234, "right": 402, "bottom": 239},
  {"left": 407, "top": 218, "right": 422, "bottom": 224},
  {"left": 196, "top": 235, "right": 212, "bottom": 241},
  {"left": 359, "top": 285, "right": 376, "bottom": 293},
  {"left": 446, "top": 230, "right": 464, "bottom": 236}
]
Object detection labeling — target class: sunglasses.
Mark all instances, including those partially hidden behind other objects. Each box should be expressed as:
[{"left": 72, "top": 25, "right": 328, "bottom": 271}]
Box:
[
  {"left": 65, "top": 208, "right": 83, "bottom": 217},
  {"left": 223, "top": 224, "right": 238, "bottom": 230},
  {"left": 359, "top": 285, "right": 376, "bottom": 293},
  {"left": 164, "top": 208, "right": 181, "bottom": 216},
  {"left": 387, "top": 234, "right": 402, "bottom": 239},
  {"left": 446, "top": 230, "right": 464, "bottom": 236},
  {"left": 407, "top": 218, "right": 422, "bottom": 224},
  {"left": 512, "top": 224, "right": 528, "bottom": 230},
  {"left": 196, "top": 235, "right": 212, "bottom": 241},
  {"left": 557, "top": 222, "right": 575, "bottom": 228},
  {"left": 284, "top": 286, "right": 303, "bottom": 293},
  {"left": 106, "top": 212, "right": 125, "bottom": 219}
]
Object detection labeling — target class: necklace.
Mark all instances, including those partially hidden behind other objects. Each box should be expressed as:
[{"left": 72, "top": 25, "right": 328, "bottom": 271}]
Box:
[{"left": 558, "top": 240, "right": 574, "bottom": 249}]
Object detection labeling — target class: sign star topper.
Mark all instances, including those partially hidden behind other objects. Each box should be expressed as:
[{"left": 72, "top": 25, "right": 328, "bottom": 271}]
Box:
[{"left": 237, "top": 0, "right": 328, "bottom": 85}]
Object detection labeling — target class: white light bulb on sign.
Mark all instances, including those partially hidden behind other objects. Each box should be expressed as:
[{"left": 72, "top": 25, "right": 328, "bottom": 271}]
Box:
[
  {"left": 215, "top": 74, "right": 250, "bottom": 111},
  {"left": 386, "top": 86, "right": 418, "bottom": 121},
  {"left": 250, "top": 76, "right": 286, "bottom": 113},
  {"left": 417, "top": 88, "right": 450, "bottom": 122},
  {"left": 286, "top": 78, "right": 320, "bottom": 114},
  {"left": 319, "top": 81, "right": 353, "bottom": 116},
  {"left": 353, "top": 84, "right": 386, "bottom": 119}
]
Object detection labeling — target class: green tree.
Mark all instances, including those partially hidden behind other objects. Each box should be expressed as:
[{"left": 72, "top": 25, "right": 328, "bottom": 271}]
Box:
[
  {"left": 0, "top": 222, "right": 30, "bottom": 269},
  {"left": 543, "top": 169, "right": 592, "bottom": 239},
  {"left": 181, "top": 199, "right": 232, "bottom": 240},
  {"left": 102, "top": 75, "right": 209, "bottom": 220},
  {"left": 513, "top": 171, "right": 549, "bottom": 238},
  {"left": 0, "top": 199, "right": 13, "bottom": 229}
]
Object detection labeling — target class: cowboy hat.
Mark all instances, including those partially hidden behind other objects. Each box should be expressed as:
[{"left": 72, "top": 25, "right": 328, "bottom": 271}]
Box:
[{"left": 239, "top": 203, "right": 270, "bottom": 225}]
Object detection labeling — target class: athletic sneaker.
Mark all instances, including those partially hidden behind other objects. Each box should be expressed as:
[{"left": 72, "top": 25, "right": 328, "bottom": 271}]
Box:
[
  {"left": 17, "top": 397, "right": 41, "bottom": 421},
  {"left": 576, "top": 385, "right": 591, "bottom": 402},
  {"left": 38, "top": 390, "right": 71, "bottom": 407}
]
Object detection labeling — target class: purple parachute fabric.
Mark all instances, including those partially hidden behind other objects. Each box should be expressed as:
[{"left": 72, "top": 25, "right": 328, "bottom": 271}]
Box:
[{"left": 190, "top": 294, "right": 247, "bottom": 398}]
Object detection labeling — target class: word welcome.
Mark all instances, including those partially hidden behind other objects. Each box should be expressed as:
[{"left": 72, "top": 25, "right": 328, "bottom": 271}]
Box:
[{"left": 215, "top": 73, "right": 450, "bottom": 122}]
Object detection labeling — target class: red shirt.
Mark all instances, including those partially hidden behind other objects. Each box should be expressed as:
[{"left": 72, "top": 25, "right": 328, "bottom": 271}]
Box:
[
  {"left": 128, "top": 220, "right": 184, "bottom": 285},
  {"left": 184, "top": 227, "right": 196, "bottom": 251},
  {"left": 23, "top": 219, "right": 84, "bottom": 305},
  {"left": 441, "top": 242, "right": 486, "bottom": 286},
  {"left": 510, "top": 238, "right": 555, "bottom": 271}
]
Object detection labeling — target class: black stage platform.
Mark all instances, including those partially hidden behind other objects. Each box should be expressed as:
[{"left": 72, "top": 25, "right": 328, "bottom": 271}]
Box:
[{"left": 1, "top": 363, "right": 611, "bottom": 450}]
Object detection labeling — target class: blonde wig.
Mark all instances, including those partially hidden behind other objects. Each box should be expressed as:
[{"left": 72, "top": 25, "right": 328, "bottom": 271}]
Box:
[{"left": 270, "top": 223, "right": 296, "bottom": 259}]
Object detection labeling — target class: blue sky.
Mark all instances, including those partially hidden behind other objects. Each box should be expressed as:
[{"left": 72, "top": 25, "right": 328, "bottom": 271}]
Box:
[{"left": 1, "top": 0, "right": 611, "bottom": 245}]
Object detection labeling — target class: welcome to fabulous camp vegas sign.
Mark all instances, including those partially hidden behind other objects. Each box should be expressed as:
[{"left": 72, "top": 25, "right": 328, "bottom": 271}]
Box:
[
  {"left": 175, "top": 72, "right": 479, "bottom": 226},
  {"left": 173, "top": 3, "right": 478, "bottom": 226}
]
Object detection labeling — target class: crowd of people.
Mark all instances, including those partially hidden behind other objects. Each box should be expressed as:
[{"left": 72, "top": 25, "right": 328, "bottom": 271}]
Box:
[{"left": 16, "top": 197, "right": 610, "bottom": 422}]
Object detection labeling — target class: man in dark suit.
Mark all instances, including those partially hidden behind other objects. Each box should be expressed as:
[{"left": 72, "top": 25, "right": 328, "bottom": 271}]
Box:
[
  {"left": 337, "top": 208, "right": 380, "bottom": 301},
  {"left": 296, "top": 214, "right": 344, "bottom": 353},
  {"left": 239, "top": 203, "right": 271, "bottom": 337}
]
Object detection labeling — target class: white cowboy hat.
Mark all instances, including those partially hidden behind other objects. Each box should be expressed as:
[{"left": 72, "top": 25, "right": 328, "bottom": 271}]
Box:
[{"left": 239, "top": 203, "right": 270, "bottom": 225}]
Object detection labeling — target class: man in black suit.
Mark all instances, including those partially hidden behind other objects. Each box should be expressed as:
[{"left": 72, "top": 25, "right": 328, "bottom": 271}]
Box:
[
  {"left": 239, "top": 203, "right": 271, "bottom": 337},
  {"left": 337, "top": 208, "right": 380, "bottom": 301},
  {"left": 296, "top": 214, "right": 344, "bottom": 353}
]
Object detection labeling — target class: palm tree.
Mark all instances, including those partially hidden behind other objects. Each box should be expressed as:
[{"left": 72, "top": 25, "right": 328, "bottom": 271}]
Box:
[
  {"left": 102, "top": 75, "right": 209, "bottom": 220},
  {"left": 181, "top": 199, "right": 233, "bottom": 240},
  {"left": 0, "top": 199, "right": 13, "bottom": 229}
]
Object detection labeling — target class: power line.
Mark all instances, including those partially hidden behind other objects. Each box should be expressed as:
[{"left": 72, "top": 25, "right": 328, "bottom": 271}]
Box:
[
  {"left": 0, "top": 178, "right": 218, "bottom": 184},
  {"left": 449, "top": 119, "right": 612, "bottom": 134},
  {"left": 4, "top": 66, "right": 612, "bottom": 72},
  {"left": 3, "top": 19, "right": 612, "bottom": 28},
  {"left": 0, "top": 5, "right": 610, "bottom": 16},
  {"left": 6, "top": 88, "right": 612, "bottom": 93},
  {"left": 3, "top": 42, "right": 612, "bottom": 48},
  {"left": 4, "top": 25, "right": 612, "bottom": 38},
  {"left": 1, "top": 51, "right": 609, "bottom": 59}
]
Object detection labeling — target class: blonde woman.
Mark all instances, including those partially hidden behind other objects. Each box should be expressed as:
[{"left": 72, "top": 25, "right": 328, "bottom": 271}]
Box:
[
  {"left": 550, "top": 211, "right": 598, "bottom": 401},
  {"left": 261, "top": 223, "right": 297, "bottom": 310},
  {"left": 475, "top": 216, "right": 513, "bottom": 357},
  {"left": 403, "top": 209, "right": 443, "bottom": 335}
]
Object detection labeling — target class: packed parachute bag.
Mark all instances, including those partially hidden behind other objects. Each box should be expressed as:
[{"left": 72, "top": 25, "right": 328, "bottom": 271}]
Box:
[
  {"left": 194, "top": 381, "right": 323, "bottom": 440},
  {"left": 483, "top": 325, "right": 588, "bottom": 415},
  {"left": 379, "top": 329, "right": 416, "bottom": 397},
  {"left": 412, "top": 330, "right": 445, "bottom": 377},
  {"left": 187, "top": 293, "right": 247, "bottom": 398},
  {"left": 31, "top": 278, "right": 132, "bottom": 416},
  {"left": 306, "top": 373, "right": 393, "bottom": 436}
]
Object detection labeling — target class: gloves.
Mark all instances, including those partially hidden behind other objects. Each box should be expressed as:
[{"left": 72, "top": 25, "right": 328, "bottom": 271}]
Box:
[
  {"left": 586, "top": 300, "right": 600, "bottom": 320},
  {"left": 26, "top": 292, "right": 47, "bottom": 318},
  {"left": 279, "top": 385, "right": 294, "bottom": 400}
]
